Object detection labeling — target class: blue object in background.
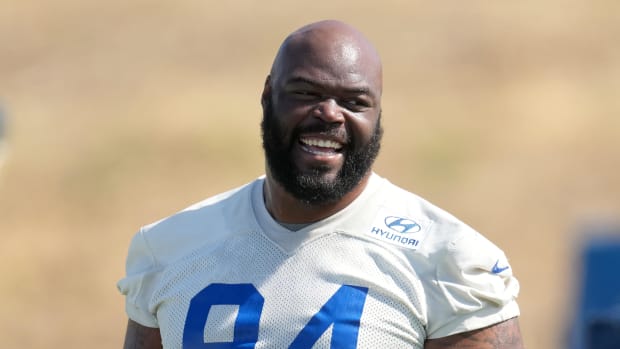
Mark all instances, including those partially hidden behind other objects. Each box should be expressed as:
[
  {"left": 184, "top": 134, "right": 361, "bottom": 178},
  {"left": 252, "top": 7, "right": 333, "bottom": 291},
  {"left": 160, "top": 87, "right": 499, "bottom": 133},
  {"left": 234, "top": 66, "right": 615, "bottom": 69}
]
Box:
[
  {"left": 569, "top": 226, "right": 620, "bottom": 349},
  {"left": 587, "top": 310, "right": 620, "bottom": 349}
]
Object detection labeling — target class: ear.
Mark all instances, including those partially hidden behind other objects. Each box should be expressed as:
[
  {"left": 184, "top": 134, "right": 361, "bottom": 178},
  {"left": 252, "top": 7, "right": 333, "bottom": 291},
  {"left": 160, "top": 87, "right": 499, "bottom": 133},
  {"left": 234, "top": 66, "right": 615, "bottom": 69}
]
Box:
[{"left": 261, "top": 75, "right": 271, "bottom": 108}]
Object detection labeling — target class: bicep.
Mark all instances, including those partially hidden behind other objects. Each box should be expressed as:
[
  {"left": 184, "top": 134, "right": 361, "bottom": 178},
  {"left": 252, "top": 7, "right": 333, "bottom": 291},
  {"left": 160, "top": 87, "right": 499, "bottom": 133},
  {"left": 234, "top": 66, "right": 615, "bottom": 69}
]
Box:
[
  {"left": 123, "top": 319, "right": 163, "bottom": 349},
  {"left": 424, "top": 317, "right": 524, "bottom": 349}
]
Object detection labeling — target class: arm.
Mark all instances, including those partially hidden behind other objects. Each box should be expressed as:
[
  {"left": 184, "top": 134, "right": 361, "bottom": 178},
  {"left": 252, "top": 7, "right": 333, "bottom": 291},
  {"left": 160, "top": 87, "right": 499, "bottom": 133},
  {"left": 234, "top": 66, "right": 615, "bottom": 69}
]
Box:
[
  {"left": 425, "top": 317, "right": 524, "bottom": 349},
  {"left": 123, "top": 319, "right": 163, "bottom": 349}
]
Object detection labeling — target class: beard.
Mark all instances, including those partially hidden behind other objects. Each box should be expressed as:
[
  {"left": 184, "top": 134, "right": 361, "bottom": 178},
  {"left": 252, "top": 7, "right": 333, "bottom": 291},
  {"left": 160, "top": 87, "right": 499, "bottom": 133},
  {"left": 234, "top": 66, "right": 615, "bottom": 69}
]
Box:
[{"left": 261, "top": 96, "right": 383, "bottom": 206}]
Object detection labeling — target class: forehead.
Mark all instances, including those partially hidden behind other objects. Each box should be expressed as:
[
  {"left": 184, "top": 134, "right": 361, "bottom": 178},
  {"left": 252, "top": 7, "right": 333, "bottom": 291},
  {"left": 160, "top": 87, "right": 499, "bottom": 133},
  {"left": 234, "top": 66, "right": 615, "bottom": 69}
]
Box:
[{"left": 272, "top": 29, "right": 382, "bottom": 94}]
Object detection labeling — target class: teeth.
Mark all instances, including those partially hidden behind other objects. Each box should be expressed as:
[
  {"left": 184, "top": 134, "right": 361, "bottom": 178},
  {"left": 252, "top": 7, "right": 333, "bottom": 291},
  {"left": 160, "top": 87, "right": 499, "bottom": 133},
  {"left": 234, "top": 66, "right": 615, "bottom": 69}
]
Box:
[{"left": 300, "top": 137, "right": 343, "bottom": 150}]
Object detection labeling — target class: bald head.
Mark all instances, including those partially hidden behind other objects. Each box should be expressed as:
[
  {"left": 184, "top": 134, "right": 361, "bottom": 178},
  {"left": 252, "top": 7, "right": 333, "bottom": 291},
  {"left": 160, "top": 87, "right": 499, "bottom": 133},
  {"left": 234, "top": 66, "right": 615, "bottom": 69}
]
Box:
[
  {"left": 260, "top": 20, "right": 384, "bottom": 210},
  {"left": 268, "top": 20, "right": 383, "bottom": 98}
]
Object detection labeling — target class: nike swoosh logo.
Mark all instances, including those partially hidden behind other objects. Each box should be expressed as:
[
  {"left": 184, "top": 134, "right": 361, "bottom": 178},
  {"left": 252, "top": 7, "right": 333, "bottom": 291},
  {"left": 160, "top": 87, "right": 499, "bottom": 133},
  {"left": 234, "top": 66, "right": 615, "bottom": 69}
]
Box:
[{"left": 492, "top": 260, "right": 510, "bottom": 274}]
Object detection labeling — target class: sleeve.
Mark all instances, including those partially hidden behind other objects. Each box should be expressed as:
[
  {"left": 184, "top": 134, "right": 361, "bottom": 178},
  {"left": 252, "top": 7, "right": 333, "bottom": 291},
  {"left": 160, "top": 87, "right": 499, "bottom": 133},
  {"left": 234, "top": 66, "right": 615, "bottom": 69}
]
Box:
[
  {"left": 425, "top": 230, "right": 521, "bottom": 339},
  {"left": 117, "top": 229, "right": 162, "bottom": 328}
]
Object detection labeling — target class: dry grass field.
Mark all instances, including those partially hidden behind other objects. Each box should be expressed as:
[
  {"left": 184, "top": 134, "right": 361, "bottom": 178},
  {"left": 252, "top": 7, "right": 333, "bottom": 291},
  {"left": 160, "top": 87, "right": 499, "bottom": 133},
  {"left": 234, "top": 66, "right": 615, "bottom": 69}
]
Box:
[{"left": 1, "top": 1, "right": 619, "bottom": 348}]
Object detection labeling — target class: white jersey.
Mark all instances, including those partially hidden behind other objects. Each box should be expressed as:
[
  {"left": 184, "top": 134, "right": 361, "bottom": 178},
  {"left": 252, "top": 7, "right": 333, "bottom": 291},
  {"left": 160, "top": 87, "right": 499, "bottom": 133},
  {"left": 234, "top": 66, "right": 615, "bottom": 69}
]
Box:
[{"left": 118, "top": 173, "right": 520, "bottom": 348}]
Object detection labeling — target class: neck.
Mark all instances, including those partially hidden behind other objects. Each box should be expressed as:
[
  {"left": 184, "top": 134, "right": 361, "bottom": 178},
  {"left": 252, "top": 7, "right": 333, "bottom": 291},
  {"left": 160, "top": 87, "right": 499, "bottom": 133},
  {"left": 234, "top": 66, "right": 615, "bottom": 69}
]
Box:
[{"left": 263, "top": 173, "right": 371, "bottom": 224}]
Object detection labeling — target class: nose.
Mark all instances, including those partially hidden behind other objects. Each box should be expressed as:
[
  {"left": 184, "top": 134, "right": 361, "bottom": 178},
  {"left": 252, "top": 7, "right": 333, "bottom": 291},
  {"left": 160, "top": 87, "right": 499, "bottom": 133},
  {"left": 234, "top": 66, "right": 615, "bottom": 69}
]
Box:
[{"left": 312, "top": 98, "right": 345, "bottom": 123}]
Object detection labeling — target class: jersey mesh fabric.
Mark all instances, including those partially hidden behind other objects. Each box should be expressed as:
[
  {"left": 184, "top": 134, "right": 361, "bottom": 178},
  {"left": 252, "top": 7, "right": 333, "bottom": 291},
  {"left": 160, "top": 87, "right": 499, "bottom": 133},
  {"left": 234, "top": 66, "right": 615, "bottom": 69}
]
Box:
[
  {"left": 150, "top": 229, "right": 427, "bottom": 348},
  {"left": 118, "top": 173, "right": 520, "bottom": 348}
]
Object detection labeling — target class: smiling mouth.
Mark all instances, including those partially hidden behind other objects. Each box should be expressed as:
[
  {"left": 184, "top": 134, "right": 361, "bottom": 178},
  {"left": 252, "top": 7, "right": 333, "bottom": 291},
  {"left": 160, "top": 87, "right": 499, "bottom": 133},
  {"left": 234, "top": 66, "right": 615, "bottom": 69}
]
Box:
[{"left": 299, "top": 137, "right": 343, "bottom": 155}]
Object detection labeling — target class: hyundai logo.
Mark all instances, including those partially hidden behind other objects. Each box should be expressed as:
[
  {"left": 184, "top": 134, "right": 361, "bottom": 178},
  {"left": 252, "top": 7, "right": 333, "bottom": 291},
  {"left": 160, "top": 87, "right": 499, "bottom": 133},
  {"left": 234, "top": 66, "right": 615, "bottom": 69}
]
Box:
[{"left": 384, "top": 216, "right": 421, "bottom": 233}]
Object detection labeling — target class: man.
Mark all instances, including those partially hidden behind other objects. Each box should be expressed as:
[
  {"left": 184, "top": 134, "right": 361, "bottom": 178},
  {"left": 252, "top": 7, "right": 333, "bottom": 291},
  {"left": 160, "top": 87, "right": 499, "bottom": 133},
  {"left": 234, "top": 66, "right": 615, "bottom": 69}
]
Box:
[{"left": 119, "top": 20, "right": 524, "bottom": 348}]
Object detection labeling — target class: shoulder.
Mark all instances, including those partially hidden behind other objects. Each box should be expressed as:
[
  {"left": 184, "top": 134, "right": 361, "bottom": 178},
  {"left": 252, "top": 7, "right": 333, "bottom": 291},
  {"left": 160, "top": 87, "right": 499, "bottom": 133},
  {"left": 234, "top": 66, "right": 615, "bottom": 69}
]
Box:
[
  {"left": 346, "top": 175, "right": 490, "bottom": 264},
  {"left": 370, "top": 175, "right": 520, "bottom": 337},
  {"left": 368, "top": 175, "right": 478, "bottom": 250},
  {"left": 133, "top": 177, "right": 262, "bottom": 267},
  {"left": 377, "top": 176, "right": 514, "bottom": 279},
  {"left": 118, "top": 177, "right": 264, "bottom": 327}
]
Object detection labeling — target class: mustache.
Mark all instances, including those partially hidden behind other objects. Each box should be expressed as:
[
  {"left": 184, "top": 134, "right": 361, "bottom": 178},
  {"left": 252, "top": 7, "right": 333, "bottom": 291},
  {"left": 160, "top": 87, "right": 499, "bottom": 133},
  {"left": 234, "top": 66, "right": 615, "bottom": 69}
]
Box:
[{"left": 293, "top": 123, "right": 351, "bottom": 143}]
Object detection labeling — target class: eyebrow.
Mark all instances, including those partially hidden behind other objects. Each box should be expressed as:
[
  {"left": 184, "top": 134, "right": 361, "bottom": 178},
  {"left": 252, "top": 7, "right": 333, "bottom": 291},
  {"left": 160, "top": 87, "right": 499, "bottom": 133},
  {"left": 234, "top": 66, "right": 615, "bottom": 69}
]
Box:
[{"left": 285, "top": 76, "right": 374, "bottom": 97}]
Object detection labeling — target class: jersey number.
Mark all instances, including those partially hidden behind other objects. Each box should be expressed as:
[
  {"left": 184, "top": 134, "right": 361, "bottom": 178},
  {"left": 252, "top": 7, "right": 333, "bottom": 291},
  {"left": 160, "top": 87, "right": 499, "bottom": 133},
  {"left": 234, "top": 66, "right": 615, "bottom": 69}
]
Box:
[{"left": 183, "top": 283, "right": 369, "bottom": 349}]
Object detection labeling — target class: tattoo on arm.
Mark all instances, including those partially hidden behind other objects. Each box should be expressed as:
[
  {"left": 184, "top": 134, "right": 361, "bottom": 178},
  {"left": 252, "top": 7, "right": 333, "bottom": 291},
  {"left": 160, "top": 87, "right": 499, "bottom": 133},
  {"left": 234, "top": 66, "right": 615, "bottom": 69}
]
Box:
[
  {"left": 123, "top": 319, "right": 163, "bottom": 349},
  {"left": 425, "top": 317, "right": 524, "bottom": 349}
]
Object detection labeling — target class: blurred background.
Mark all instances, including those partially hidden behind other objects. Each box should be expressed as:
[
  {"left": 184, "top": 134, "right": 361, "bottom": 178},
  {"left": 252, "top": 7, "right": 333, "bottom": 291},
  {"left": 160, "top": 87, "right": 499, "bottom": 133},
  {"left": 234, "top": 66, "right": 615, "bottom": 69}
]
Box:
[{"left": 1, "top": 0, "right": 619, "bottom": 347}]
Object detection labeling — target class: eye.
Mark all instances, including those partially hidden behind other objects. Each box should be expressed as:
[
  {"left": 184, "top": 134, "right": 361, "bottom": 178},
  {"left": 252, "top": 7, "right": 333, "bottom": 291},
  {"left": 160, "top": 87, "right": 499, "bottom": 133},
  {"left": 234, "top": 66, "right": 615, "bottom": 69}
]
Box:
[
  {"left": 342, "top": 98, "right": 370, "bottom": 111},
  {"left": 291, "top": 90, "right": 320, "bottom": 100}
]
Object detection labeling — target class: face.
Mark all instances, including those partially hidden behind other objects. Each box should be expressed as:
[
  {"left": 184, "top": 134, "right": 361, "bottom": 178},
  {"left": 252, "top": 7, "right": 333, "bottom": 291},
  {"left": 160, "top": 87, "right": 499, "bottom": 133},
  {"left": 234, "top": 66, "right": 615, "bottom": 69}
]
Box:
[
  {"left": 261, "top": 92, "right": 382, "bottom": 205},
  {"left": 261, "top": 36, "right": 383, "bottom": 205}
]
